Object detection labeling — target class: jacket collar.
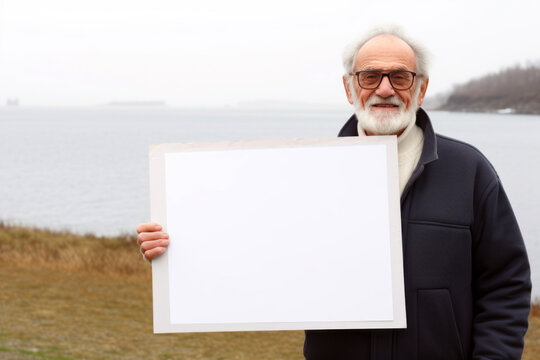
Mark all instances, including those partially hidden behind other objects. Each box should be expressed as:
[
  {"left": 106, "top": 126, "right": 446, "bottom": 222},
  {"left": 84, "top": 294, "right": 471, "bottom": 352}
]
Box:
[{"left": 337, "top": 107, "right": 438, "bottom": 166}]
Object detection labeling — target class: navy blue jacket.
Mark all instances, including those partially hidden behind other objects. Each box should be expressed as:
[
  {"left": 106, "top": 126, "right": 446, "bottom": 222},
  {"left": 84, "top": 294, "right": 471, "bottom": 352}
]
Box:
[{"left": 303, "top": 109, "right": 531, "bottom": 359}]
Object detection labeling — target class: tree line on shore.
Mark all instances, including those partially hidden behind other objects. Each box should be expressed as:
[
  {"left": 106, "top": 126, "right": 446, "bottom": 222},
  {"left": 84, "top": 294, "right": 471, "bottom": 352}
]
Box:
[{"left": 437, "top": 64, "right": 540, "bottom": 114}]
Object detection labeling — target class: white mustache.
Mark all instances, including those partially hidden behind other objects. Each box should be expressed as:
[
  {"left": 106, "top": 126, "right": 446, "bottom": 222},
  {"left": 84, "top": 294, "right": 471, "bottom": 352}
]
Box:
[{"left": 365, "top": 95, "right": 404, "bottom": 109}]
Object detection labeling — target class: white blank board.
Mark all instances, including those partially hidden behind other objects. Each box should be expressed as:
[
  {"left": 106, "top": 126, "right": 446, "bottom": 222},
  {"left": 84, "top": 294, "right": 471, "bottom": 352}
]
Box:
[{"left": 150, "top": 137, "right": 405, "bottom": 333}]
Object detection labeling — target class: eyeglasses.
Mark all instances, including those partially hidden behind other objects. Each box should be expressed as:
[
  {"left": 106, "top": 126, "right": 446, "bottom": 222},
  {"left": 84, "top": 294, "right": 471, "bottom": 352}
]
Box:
[{"left": 350, "top": 70, "right": 417, "bottom": 90}]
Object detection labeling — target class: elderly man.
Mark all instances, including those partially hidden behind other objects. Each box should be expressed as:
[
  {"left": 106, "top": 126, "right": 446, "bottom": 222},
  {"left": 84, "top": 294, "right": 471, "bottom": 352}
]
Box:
[{"left": 137, "top": 27, "right": 531, "bottom": 359}]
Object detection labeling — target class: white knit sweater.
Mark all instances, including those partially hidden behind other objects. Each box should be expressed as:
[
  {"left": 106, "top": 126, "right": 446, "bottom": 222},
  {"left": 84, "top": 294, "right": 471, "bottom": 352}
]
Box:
[{"left": 357, "top": 120, "right": 424, "bottom": 195}]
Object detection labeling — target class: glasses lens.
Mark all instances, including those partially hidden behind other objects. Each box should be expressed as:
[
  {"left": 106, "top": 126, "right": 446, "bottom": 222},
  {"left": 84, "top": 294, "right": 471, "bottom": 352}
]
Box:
[
  {"left": 358, "top": 71, "right": 382, "bottom": 88},
  {"left": 389, "top": 71, "right": 414, "bottom": 90}
]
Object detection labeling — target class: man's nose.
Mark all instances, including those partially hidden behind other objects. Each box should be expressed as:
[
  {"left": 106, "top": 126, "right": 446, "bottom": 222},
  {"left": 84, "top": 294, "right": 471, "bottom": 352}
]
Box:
[{"left": 375, "top": 75, "right": 395, "bottom": 98}]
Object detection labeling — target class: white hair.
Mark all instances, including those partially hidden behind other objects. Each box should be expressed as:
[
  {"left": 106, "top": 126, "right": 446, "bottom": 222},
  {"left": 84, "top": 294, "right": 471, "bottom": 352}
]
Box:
[{"left": 342, "top": 25, "right": 431, "bottom": 77}]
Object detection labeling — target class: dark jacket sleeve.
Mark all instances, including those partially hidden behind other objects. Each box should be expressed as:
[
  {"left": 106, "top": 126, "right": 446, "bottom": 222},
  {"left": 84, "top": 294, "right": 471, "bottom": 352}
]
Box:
[{"left": 471, "top": 179, "right": 531, "bottom": 359}]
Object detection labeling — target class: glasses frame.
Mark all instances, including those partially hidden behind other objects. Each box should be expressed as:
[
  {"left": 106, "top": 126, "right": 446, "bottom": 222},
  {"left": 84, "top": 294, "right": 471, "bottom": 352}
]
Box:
[{"left": 350, "top": 70, "right": 417, "bottom": 91}]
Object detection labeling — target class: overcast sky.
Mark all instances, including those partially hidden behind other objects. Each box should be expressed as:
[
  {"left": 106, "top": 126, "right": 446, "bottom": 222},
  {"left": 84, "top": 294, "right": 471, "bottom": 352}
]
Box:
[{"left": 1, "top": 0, "right": 539, "bottom": 107}]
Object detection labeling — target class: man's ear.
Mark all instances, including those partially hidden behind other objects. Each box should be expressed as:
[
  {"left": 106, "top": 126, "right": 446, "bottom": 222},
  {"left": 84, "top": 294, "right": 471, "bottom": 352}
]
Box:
[
  {"left": 343, "top": 75, "right": 354, "bottom": 105},
  {"left": 416, "top": 77, "right": 429, "bottom": 107}
]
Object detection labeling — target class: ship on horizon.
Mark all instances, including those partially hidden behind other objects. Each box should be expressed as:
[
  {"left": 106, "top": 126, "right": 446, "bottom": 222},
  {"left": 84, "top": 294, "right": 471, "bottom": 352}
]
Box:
[{"left": 6, "top": 98, "right": 19, "bottom": 106}]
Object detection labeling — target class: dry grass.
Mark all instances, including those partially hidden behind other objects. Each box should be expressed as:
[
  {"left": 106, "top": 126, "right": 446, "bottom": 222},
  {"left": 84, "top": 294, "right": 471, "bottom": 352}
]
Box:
[
  {"left": 0, "top": 224, "right": 304, "bottom": 360},
  {"left": 524, "top": 306, "right": 540, "bottom": 359},
  {"left": 0, "top": 265, "right": 304, "bottom": 360},
  {"left": 0, "top": 223, "right": 538, "bottom": 359},
  {"left": 0, "top": 223, "right": 146, "bottom": 276}
]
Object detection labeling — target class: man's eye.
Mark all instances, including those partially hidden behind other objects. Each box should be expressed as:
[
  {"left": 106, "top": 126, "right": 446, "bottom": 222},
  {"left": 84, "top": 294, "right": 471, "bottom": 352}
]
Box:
[{"left": 362, "top": 73, "right": 380, "bottom": 81}]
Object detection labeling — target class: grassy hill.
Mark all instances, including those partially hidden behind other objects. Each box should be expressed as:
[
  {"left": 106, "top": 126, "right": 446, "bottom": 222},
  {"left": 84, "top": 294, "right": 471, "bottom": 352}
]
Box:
[
  {"left": 0, "top": 223, "right": 538, "bottom": 359},
  {"left": 439, "top": 65, "right": 540, "bottom": 114}
]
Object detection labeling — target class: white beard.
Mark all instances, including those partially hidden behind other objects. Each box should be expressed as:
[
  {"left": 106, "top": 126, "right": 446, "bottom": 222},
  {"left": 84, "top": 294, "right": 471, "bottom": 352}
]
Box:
[{"left": 352, "top": 86, "right": 420, "bottom": 136}]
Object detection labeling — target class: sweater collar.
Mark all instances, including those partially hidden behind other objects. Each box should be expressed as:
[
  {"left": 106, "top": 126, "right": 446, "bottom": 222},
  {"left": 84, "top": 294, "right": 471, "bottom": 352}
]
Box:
[{"left": 337, "top": 107, "right": 438, "bottom": 166}]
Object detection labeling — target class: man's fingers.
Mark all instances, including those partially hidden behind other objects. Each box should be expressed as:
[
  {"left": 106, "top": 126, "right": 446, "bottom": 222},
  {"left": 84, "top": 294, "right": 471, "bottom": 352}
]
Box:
[
  {"left": 140, "top": 239, "right": 170, "bottom": 252},
  {"left": 136, "top": 222, "right": 168, "bottom": 261},
  {"left": 137, "top": 231, "right": 169, "bottom": 244},
  {"left": 144, "top": 247, "right": 167, "bottom": 261},
  {"left": 136, "top": 222, "right": 162, "bottom": 234}
]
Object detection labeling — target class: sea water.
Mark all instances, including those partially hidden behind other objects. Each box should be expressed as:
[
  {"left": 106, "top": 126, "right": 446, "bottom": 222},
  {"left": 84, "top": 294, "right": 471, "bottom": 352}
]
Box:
[{"left": 1, "top": 107, "right": 539, "bottom": 297}]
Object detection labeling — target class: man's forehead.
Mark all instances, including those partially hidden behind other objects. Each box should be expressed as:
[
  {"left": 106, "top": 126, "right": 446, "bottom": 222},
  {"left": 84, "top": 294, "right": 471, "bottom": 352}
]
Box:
[{"left": 354, "top": 34, "right": 417, "bottom": 72}]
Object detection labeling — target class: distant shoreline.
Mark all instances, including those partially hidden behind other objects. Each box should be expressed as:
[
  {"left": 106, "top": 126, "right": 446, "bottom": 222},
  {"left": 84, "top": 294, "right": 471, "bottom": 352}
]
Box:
[
  {"left": 435, "top": 65, "right": 540, "bottom": 115},
  {"left": 2, "top": 105, "right": 540, "bottom": 116},
  {"left": 105, "top": 101, "right": 167, "bottom": 107}
]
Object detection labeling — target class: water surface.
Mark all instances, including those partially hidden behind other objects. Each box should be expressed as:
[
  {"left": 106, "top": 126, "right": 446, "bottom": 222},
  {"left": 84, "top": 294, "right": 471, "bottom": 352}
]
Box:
[{"left": 1, "top": 107, "right": 538, "bottom": 297}]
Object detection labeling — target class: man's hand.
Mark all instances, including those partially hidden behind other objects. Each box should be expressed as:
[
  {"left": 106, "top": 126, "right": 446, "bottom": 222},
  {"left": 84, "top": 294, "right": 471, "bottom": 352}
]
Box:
[{"left": 136, "top": 222, "right": 170, "bottom": 261}]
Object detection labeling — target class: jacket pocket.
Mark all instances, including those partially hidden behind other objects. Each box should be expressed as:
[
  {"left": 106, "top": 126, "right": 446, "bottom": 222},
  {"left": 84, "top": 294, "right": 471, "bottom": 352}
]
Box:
[{"left": 418, "top": 289, "right": 464, "bottom": 360}]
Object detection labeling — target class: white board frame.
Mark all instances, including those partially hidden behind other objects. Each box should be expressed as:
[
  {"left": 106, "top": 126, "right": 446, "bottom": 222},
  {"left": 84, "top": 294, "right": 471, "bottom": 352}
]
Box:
[{"left": 150, "top": 137, "right": 405, "bottom": 333}]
